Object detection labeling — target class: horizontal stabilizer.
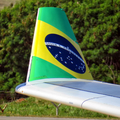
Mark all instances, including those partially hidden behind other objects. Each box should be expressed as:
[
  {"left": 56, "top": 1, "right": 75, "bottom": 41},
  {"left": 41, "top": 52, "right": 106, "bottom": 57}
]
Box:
[{"left": 16, "top": 78, "right": 120, "bottom": 118}]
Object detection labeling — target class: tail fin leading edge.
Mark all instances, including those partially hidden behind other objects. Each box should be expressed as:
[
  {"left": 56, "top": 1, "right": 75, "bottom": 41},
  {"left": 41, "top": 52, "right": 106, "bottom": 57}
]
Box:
[{"left": 27, "top": 7, "right": 93, "bottom": 82}]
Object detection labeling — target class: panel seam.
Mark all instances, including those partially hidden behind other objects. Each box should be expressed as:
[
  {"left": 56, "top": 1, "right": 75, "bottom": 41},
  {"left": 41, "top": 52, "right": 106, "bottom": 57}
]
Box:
[{"left": 81, "top": 96, "right": 106, "bottom": 108}]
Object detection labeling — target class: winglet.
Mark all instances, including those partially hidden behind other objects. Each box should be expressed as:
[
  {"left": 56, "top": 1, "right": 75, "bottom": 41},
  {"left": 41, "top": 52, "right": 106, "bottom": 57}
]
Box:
[{"left": 26, "top": 7, "right": 93, "bottom": 83}]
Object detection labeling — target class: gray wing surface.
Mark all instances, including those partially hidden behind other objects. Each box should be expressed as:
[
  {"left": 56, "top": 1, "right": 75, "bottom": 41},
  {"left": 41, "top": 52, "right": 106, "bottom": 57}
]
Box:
[
  {"left": 46, "top": 80, "right": 120, "bottom": 98},
  {"left": 16, "top": 78, "right": 120, "bottom": 118}
]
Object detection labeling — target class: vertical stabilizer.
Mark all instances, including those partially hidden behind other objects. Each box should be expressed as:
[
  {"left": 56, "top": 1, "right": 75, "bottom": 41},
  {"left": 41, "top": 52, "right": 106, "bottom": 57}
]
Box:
[{"left": 27, "top": 7, "right": 93, "bottom": 83}]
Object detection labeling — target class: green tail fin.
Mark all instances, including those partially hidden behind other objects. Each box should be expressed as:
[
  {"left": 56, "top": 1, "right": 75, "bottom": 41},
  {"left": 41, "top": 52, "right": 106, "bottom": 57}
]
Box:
[{"left": 26, "top": 7, "right": 93, "bottom": 82}]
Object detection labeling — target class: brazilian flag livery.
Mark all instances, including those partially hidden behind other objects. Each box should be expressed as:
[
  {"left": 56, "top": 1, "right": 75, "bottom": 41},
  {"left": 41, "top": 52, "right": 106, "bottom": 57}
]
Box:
[{"left": 27, "top": 7, "right": 93, "bottom": 82}]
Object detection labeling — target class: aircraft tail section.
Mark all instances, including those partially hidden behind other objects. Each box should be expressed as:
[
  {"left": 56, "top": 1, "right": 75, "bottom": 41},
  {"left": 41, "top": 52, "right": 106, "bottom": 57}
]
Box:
[
  {"left": 27, "top": 7, "right": 93, "bottom": 83},
  {"left": 15, "top": 8, "right": 120, "bottom": 118}
]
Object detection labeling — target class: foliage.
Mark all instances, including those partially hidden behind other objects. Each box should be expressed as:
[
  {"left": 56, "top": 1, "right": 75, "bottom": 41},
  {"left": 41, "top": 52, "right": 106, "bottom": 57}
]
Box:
[
  {"left": 78, "top": 0, "right": 120, "bottom": 83},
  {"left": 0, "top": 0, "right": 120, "bottom": 92}
]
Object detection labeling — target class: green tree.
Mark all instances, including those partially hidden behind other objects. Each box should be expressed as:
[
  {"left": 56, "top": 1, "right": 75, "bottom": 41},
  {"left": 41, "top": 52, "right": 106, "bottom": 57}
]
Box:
[
  {"left": 77, "top": 0, "right": 120, "bottom": 83},
  {"left": 0, "top": 0, "right": 120, "bottom": 92}
]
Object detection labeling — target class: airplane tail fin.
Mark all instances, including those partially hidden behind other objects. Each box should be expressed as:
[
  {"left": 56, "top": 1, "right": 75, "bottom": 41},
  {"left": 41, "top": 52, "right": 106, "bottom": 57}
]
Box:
[{"left": 27, "top": 7, "right": 93, "bottom": 83}]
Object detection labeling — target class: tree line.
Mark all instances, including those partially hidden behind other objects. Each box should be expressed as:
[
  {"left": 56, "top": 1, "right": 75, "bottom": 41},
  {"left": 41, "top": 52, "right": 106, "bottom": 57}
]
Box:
[{"left": 0, "top": 0, "right": 120, "bottom": 91}]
